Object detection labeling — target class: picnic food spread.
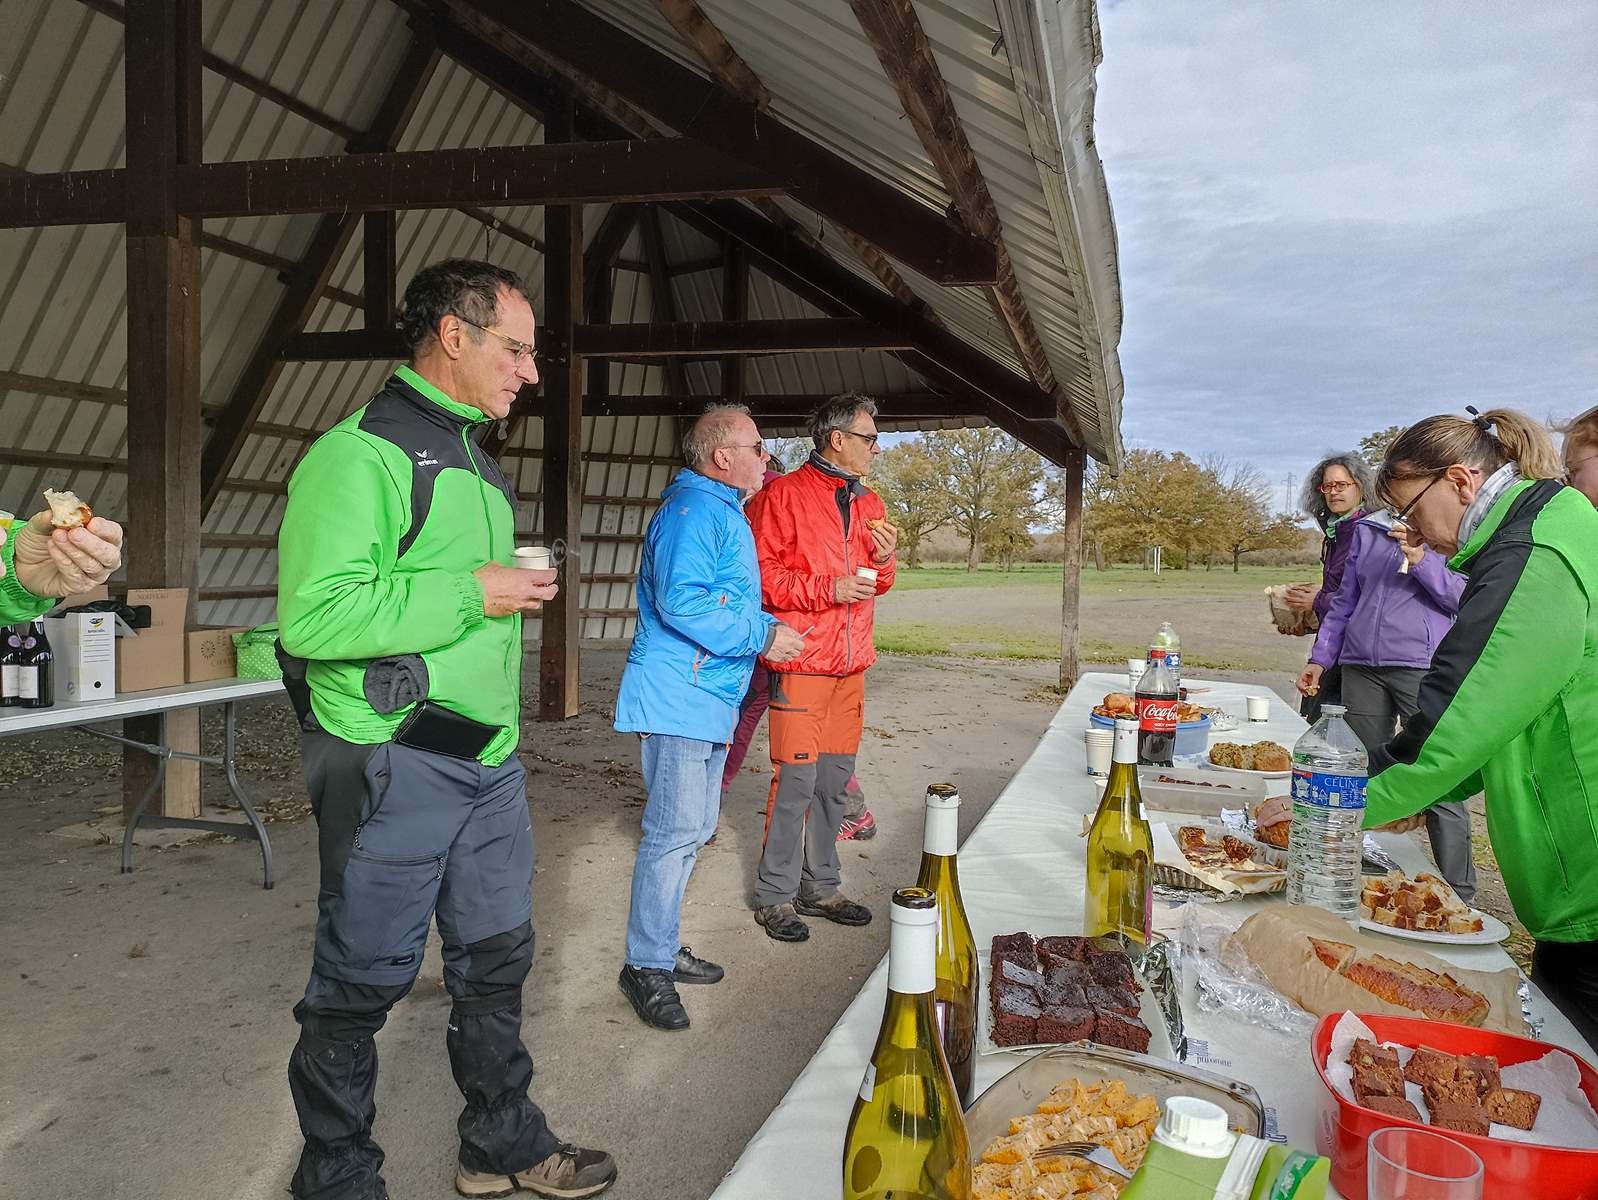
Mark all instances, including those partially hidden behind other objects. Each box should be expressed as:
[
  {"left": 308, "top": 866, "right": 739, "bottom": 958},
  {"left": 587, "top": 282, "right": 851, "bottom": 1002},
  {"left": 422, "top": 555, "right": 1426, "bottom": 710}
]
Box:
[
  {"left": 1348, "top": 1038, "right": 1543, "bottom": 1134},
  {"left": 1208, "top": 740, "right": 1291, "bottom": 772},
  {"left": 1360, "top": 869, "right": 1484, "bottom": 934}
]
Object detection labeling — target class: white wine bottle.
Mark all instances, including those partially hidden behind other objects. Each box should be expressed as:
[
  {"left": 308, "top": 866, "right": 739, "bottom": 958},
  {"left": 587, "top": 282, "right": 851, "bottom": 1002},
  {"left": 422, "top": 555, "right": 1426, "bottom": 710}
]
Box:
[
  {"left": 915, "top": 783, "right": 978, "bottom": 1107},
  {"left": 1085, "top": 718, "right": 1154, "bottom": 950},
  {"left": 843, "top": 887, "right": 972, "bottom": 1200}
]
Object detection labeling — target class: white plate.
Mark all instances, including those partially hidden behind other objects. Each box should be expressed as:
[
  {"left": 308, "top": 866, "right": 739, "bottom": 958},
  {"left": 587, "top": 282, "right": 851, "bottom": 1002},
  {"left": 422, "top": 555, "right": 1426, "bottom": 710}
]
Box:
[
  {"left": 1358, "top": 909, "right": 1511, "bottom": 946},
  {"left": 1202, "top": 761, "right": 1291, "bottom": 780}
]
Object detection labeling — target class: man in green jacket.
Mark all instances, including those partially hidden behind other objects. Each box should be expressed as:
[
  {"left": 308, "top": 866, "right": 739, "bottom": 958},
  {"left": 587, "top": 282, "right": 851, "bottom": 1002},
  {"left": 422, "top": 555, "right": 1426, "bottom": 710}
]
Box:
[
  {"left": 277, "top": 260, "right": 615, "bottom": 1200},
  {"left": 1365, "top": 407, "right": 1598, "bottom": 1052},
  {"left": 0, "top": 510, "right": 124, "bottom": 622}
]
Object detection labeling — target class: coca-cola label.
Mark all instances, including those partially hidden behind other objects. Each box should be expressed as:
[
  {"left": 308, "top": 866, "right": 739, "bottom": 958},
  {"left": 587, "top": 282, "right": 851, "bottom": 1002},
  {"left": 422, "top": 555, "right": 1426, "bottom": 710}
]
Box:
[{"left": 1137, "top": 696, "right": 1178, "bottom": 734}]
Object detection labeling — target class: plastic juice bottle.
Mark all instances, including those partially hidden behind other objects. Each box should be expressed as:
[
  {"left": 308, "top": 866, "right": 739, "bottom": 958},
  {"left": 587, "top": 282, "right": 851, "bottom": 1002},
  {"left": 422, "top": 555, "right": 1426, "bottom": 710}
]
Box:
[{"left": 1119, "top": 1097, "right": 1328, "bottom": 1200}]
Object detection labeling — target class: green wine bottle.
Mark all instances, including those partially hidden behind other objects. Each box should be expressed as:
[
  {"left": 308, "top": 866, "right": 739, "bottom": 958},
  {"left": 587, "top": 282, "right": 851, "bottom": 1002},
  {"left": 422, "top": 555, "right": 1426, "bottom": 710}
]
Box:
[
  {"left": 915, "top": 783, "right": 978, "bottom": 1107},
  {"left": 843, "top": 887, "right": 972, "bottom": 1200},
  {"left": 1085, "top": 718, "right": 1154, "bottom": 950}
]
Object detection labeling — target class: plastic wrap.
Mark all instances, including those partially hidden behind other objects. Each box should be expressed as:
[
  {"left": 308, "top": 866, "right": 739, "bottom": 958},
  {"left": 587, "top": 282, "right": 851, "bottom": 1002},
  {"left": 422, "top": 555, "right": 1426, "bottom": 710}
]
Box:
[{"left": 1177, "top": 900, "right": 1317, "bottom": 1039}]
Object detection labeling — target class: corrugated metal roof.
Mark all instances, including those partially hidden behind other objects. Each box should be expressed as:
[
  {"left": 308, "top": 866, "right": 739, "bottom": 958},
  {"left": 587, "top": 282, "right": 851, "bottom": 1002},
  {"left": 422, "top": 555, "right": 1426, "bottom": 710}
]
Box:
[{"left": 0, "top": 0, "right": 1122, "bottom": 638}]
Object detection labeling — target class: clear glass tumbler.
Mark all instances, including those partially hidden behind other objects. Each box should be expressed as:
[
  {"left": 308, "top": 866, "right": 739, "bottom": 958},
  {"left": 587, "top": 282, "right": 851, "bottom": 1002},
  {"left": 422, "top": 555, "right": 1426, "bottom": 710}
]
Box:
[{"left": 1368, "top": 1127, "right": 1484, "bottom": 1200}]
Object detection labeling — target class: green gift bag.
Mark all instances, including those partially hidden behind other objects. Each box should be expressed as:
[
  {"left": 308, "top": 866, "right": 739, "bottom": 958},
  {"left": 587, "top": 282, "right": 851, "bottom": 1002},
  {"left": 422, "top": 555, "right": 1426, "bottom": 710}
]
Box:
[{"left": 231, "top": 624, "right": 283, "bottom": 680}]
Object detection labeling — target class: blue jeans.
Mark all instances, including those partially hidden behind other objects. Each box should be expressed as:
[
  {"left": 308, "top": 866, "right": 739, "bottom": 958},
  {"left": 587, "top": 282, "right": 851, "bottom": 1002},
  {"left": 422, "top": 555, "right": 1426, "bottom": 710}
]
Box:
[{"left": 625, "top": 733, "right": 727, "bottom": 970}]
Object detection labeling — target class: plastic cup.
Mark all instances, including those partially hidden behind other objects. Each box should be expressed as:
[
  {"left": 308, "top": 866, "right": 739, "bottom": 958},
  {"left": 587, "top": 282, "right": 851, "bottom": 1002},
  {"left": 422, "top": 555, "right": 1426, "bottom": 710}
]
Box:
[
  {"left": 1368, "top": 1127, "right": 1483, "bottom": 1200},
  {"left": 514, "top": 546, "right": 552, "bottom": 571},
  {"left": 855, "top": 566, "right": 878, "bottom": 584},
  {"left": 1084, "top": 728, "right": 1115, "bottom": 776},
  {"left": 1127, "top": 656, "right": 1146, "bottom": 688},
  {"left": 1246, "top": 695, "right": 1271, "bottom": 722}
]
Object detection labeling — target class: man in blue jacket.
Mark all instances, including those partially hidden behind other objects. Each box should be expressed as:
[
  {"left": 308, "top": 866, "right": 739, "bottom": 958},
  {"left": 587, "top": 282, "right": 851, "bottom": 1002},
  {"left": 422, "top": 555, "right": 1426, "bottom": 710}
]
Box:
[{"left": 613, "top": 405, "right": 806, "bottom": 1030}]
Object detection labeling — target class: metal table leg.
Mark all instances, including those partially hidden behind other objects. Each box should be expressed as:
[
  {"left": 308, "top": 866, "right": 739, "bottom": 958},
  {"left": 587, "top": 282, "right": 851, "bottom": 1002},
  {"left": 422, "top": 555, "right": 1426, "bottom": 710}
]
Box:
[{"left": 222, "top": 701, "right": 274, "bottom": 889}]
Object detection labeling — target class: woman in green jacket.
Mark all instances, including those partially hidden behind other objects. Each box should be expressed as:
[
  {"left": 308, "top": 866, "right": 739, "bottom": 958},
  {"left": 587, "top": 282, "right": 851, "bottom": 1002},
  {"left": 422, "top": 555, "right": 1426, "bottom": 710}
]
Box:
[
  {"left": 0, "top": 509, "right": 124, "bottom": 623},
  {"left": 1366, "top": 407, "right": 1598, "bottom": 1050}
]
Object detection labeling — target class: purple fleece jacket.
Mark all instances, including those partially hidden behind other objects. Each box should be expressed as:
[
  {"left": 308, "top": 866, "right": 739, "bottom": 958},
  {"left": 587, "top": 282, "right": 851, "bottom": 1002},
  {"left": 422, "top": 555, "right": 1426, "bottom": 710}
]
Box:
[
  {"left": 1309, "top": 515, "right": 1466, "bottom": 670},
  {"left": 1313, "top": 508, "right": 1365, "bottom": 622}
]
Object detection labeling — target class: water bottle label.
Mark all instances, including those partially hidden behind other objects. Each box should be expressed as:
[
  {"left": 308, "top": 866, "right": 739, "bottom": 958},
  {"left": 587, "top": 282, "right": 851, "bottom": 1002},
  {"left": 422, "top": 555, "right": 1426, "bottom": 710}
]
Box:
[{"left": 1292, "top": 767, "right": 1366, "bottom": 810}]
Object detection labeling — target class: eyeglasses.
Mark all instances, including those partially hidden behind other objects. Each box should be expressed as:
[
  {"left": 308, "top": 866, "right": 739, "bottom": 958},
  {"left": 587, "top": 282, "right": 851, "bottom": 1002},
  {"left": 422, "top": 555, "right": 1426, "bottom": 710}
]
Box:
[
  {"left": 1391, "top": 466, "right": 1479, "bottom": 524},
  {"left": 1318, "top": 480, "right": 1357, "bottom": 494},
  {"left": 1566, "top": 452, "right": 1598, "bottom": 476},
  {"left": 455, "top": 317, "right": 537, "bottom": 367},
  {"left": 722, "top": 442, "right": 770, "bottom": 457},
  {"left": 837, "top": 429, "right": 880, "bottom": 448}
]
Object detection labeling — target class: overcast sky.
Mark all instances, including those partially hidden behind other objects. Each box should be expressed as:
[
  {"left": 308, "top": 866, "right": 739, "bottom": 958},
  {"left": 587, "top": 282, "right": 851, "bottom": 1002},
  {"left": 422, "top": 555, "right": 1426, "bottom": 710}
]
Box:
[{"left": 1093, "top": 2, "right": 1598, "bottom": 509}]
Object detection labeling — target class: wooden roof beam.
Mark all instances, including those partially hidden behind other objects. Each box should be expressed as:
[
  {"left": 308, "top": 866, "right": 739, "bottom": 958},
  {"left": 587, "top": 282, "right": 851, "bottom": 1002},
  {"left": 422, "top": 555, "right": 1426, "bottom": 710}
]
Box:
[
  {"left": 459, "top": 0, "right": 999, "bottom": 285},
  {"left": 848, "top": 0, "right": 1082, "bottom": 447},
  {"left": 650, "top": 0, "right": 771, "bottom": 111},
  {"left": 574, "top": 319, "right": 913, "bottom": 358}
]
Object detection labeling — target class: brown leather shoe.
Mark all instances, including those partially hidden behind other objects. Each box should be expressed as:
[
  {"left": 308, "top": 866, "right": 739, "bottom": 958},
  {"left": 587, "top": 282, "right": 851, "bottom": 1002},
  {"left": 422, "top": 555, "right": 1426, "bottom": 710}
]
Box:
[
  {"left": 455, "top": 1143, "right": 618, "bottom": 1199},
  {"left": 795, "top": 894, "right": 872, "bottom": 926}
]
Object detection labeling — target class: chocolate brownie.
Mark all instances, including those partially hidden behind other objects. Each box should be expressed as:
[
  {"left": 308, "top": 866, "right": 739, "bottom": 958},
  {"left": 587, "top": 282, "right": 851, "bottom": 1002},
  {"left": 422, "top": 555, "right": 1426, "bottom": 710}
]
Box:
[
  {"left": 1423, "top": 1074, "right": 1483, "bottom": 1109},
  {"left": 1459, "top": 1054, "right": 1502, "bottom": 1098},
  {"left": 1084, "top": 940, "right": 1126, "bottom": 959},
  {"left": 1088, "top": 953, "right": 1140, "bottom": 992},
  {"left": 1090, "top": 1010, "right": 1152, "bottom": 1053},
  {"left": 1037, "top": 1005, "right": 1095, "bottom": 1044},
  {"left": 990, "top": 986, "right": 1041, "bottom": 1048},
  {"left": 990, "top": 931, "right": 1036, "bottom": 960},
  {"left": 1403, "top": 1047, "right": 1460, "bottom": 1090},
  {"left": 1085, "top": 985, "right": 1141, "bottom": 1016},
  {"left": 1362, "top": 1095, "right": 1422, "bottom": 1122},
  {"left": 1428, "top": 1101, "right": 1490, "bottom": 1138},
  {"left": 1352, "top": 1063, "right": 1406, "bottom": 1103},
  {"left": 1483, "top": 1087, "right": 1542, "bottom": 1130},
  {"left": 1040, "top": 980, "right": 1088, "bottom": 1010},
  {"left": 1036, "top": 935, "right": 1089, "bottom": 964},
  {"left": 996, "top": 958, "right": 1044, "bottom": 994},
  {"left": 1349, "top": 1038, "right": 1401, "bottom": 1073},
  {"left": 1044, "top": 961, "right": 1092, "bottom": 991}
]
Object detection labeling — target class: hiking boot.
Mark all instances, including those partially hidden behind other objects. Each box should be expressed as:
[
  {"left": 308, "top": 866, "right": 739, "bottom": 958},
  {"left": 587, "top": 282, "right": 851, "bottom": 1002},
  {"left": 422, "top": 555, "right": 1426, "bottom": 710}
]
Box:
[
  {"left": 671, "top": 945, "right": 724, "bottom": 985},
  {"left": 795, "top": 894, "right": 873, "bottom": 927},
  {"left": 754, "top": 902, "right": 810, "bottom": 942},
  {"left": 617, "top": 965, "right": 689, "bottom": 1031},
  {"left": 455, "top": 1143, "right": 617, "bottom": 1198},
  {"left": 836, "top": 809, "right": 878, "bottom": 841},
  {"left": 703, "top": 825, "right": 720, "bottom": 847}
]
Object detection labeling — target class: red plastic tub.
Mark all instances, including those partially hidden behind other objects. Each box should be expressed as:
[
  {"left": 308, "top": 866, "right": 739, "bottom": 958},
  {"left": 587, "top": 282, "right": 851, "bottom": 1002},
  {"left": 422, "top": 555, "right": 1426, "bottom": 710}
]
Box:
[{"left": 1311, "top": 1012, "right": 1598, "bottom": 1199}]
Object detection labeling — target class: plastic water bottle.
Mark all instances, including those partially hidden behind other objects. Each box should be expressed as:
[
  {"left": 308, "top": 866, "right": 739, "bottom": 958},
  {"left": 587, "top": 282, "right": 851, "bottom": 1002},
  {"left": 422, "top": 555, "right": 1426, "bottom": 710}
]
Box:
[
  {"left": 1149, "top": 621, "right": 1181, "bottom": 686},
  {"left": 1286, "top": 704, "right": 1367, "bottom": 921}
]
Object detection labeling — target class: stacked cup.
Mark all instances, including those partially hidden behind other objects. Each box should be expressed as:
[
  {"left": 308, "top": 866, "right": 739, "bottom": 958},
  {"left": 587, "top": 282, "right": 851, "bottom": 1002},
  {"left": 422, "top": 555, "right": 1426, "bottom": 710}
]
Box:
[{"left": 1084, "top": 726, "right": 1115, "bottom": 776}]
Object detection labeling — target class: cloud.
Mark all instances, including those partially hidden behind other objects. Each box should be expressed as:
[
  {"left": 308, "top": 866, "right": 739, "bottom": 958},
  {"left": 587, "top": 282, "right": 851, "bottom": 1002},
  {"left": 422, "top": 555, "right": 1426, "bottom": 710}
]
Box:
[{"left": 1094, "top": 2, "right": 1598, "bottom": 495}]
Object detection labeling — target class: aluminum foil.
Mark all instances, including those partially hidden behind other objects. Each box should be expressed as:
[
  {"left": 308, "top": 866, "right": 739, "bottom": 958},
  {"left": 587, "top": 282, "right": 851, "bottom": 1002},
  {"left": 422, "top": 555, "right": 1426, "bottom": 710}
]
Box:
[
  {"left": 1179, "top": 901, "right": 1317, "bottom": 1040},
  {"left": 1519, "top": 973, "right": 1545, "bottom": 1040},
  {"left": 1136, "top": 933, "right": 1188, "bottom": 1062}
]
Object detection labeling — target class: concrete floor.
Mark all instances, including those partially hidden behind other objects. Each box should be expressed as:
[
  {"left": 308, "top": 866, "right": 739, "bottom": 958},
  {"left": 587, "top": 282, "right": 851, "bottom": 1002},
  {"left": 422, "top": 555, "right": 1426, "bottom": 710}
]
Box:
[{"left": 0, "top": 648, "right": 1086, "bottom": 1199}]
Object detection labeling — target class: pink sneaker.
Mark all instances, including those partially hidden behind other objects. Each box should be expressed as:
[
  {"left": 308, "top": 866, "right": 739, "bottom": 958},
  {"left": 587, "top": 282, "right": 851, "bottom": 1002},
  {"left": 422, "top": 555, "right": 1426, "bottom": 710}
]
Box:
[{"left": 837, "top": 809, "right": 878, "bottom": 841}]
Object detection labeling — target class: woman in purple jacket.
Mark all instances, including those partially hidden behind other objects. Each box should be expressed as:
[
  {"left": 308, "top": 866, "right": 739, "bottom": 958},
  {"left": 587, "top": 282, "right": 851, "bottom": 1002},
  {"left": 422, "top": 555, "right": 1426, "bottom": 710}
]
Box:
[
  {"left": 1287, "top": 454, "right": 1372, "bottom": 723},
  {"left": 1295, "top": 510, "right": 1476, "bottom": 898}
]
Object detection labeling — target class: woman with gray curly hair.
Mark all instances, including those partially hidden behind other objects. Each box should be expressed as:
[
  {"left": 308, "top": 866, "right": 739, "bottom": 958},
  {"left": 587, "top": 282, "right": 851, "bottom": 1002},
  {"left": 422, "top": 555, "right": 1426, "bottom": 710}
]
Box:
[{"left": 1286, "top": 453, "right": 1374, "bottom": 721}]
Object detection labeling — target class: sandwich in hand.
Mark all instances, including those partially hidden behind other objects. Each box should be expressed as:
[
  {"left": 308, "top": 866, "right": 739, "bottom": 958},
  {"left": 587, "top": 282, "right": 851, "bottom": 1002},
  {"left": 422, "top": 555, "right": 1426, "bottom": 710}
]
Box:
[{"left": 43, "top": 487, "right": 93, "bottom": 530}]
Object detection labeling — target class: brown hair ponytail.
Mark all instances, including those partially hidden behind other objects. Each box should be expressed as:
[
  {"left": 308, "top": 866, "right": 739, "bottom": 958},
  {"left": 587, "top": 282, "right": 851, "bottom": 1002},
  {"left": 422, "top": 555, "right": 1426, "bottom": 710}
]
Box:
[{"left": 1378, "top": 407, "right": 1562, "bottom": 504}]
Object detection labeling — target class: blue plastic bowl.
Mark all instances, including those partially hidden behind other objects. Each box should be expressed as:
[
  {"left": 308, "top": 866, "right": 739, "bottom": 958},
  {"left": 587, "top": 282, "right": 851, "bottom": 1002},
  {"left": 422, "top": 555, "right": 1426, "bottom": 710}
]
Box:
[{"left": 1090, "top": 711, "right": 1212, "bottom": 758}]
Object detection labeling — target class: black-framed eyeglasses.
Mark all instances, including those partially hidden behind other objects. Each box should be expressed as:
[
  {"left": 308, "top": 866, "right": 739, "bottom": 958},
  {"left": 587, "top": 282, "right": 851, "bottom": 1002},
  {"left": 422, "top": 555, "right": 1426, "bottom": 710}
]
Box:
[
  {"left": 722, "top": 442, "right": 770, "bottom": 458},
  {"left": 838, "top": 429, "right": 880, "bottom": 448},
  {"left": 455, "top": 316, "right": 537, "bottom": 367},
  {"left": 1391, "top": 471, "right": 1445, "bottom": 524}
]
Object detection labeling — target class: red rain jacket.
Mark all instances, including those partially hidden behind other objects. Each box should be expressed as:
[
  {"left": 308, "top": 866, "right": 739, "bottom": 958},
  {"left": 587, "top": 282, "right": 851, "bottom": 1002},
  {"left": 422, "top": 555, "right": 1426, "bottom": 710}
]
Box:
[{"left": 747, "top": 461, "right": 895, "bottom": 676}]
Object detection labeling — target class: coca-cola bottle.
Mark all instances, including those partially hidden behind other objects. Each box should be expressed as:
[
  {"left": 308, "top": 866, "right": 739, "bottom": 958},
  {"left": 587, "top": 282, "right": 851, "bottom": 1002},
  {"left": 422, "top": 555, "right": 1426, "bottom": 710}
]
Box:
[{"left": 1136, "top": 647, "right": 1179, "bottom": 766}]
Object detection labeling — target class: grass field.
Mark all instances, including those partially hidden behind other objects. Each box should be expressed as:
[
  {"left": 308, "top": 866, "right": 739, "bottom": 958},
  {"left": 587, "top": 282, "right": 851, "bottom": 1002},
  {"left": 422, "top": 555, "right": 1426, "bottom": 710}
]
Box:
[{"left": 876, "top": 562, "right": 1313, "bottom": 671}]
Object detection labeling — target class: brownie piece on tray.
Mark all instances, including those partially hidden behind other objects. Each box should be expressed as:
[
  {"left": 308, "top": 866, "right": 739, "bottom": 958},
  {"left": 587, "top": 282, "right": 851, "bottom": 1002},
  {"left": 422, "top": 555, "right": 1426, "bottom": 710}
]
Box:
[
  {"left": 1037, "top": 1005, "right": 1095, "bottom": 1044},
  {"left": 1483, "top": 1087, "right": 1542, "bottom": 1130},
  {"left": 996, "top": 958, "right": 1044, "bottom": 994},
  {"left": 1459, "top": 1054, "right": 1502, "bottom": 1098},
  {"left": 1403, "top": 1047, "right": 1460, "bottom": 1089},
  {"left": 1088, "top": 953, "right": 1140, "bottom": 992},
  {"left": 1428, "top": 1101, "right": 1490, "bottom": 1138},
  {"left": 1040, "top": 980, "right": 1088, "bottom": 1010},
  {"left": 991, "top": 931, "right": 1036, "bottom": 960},
  {"left": 1348, "top": 1038, "right": 1401, "bottom": 1073},
  {"left": 1044, "top": 960, "right": 1092, "bottom": 991},
  {"left": 1036, "top": 935, "right": 1089, "bottom": 965},
  {"left": 1085, "top": 985, "right": 1141, "bottom": 1016},
  {"left": 1352, "top": 1063, "right": 1406, "bottom": 1103},
  {"left": 1090, "top": 1010, "right": 1152, "bottom": 1054},
  {"left": 1363, "top": 1095, "right": 1422, "bottom": 1122},
  {"left": 990, "top": 986, "right": 1041, "bottom": 1048},
  {"left": 1423, "top": 1075, "right": 1483, "bottom": 1109}
]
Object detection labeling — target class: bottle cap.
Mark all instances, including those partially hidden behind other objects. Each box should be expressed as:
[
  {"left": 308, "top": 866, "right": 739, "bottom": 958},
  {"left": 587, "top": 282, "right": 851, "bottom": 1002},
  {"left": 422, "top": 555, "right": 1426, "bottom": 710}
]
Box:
[
  {"left": 1153, "top": 1096, "right": 1234, "bottom": 1158},
  {"left": 925, "top": 783, "right": 960, "bottom": 811},
  {"left": 889, "top": 886, "right": 939, "bottom": 928}
]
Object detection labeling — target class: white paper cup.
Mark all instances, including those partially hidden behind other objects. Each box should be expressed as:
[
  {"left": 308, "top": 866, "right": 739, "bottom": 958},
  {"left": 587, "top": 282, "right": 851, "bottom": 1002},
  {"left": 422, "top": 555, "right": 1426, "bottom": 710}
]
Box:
[
  {"left": 855, "top": 566, "right": 878, "bottom": 584},
  {"left": 1246, "top": 694, "right": 1271, "bottom": 722},
  {"left": 1084, "top": 728, "right": 1115, "bottom": 776},
  {"left": 514, "top": 546, "right": 552, "bottom": 570},
  {"left": 1127, "top": 656, "right": 1146, "bottom": 689}
]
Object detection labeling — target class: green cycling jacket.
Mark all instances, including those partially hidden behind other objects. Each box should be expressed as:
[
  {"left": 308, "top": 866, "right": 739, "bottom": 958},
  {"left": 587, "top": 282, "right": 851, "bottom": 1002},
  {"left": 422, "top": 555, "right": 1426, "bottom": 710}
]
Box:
[
  {"left": 1365, "top": 479, "right": 1598, "bottom": 942},
  {"left": 0, "top": 532, "right": 53, "bottom": 625},
  {"left": 277, "top": 366, "right": 521, "bottom": 765}
]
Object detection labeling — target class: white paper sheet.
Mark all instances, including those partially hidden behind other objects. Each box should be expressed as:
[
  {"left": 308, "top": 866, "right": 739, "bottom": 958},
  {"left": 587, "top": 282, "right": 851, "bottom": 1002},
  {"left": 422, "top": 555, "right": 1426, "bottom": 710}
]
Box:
[{"left": 1325, "top": 1011, "right": 1598, "bottom": 1149}]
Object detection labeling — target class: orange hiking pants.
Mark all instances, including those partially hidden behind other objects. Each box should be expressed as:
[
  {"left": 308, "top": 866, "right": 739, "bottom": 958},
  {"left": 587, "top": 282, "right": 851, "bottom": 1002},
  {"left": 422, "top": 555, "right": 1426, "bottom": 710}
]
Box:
[{"left": 754, "top": 672, "right": 865, "bottom": 908}]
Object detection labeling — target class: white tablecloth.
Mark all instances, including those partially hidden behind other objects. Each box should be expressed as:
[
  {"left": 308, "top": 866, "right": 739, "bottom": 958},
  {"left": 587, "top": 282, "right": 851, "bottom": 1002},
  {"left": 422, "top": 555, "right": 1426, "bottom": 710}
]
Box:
[{"left": 708, "top": 673, "right": 1591, "bottom": 1198}]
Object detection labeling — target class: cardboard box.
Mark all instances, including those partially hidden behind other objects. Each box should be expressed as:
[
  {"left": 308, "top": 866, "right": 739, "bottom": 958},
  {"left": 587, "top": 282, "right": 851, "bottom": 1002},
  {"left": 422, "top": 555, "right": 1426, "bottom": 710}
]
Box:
[
  {"left": 45, "top": 611, "right": 118, "bottom": 703},
  {"left": 186, "top": 625, "right": 251, "bottom": 683},
  {"left": 116, "top": 588, "right": 189, "bottom": 693}
]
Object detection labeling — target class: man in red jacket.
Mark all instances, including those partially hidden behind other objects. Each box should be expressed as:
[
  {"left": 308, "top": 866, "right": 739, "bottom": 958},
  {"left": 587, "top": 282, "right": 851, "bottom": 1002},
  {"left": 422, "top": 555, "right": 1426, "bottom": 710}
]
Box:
[{"left": 745, "top": 394, "right": 897, "bottom": 942}]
